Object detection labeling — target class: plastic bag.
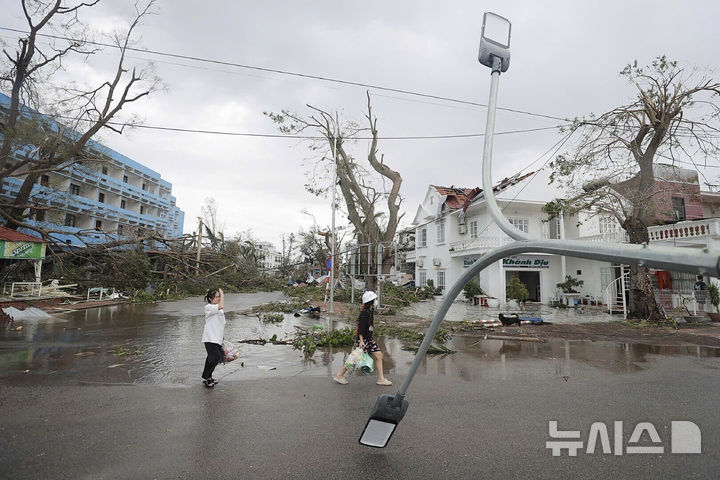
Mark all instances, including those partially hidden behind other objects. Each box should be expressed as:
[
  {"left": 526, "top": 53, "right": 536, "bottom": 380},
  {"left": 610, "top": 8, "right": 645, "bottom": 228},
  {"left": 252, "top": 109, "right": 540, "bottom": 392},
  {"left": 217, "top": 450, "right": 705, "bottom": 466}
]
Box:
[
  {"left": 223, "top": 340, "right": 241, "bottom": 363},
  {"left": 345, "top": 347, "right": 364, "bottom": 370},
  {"left": 358, "top": 352, "right": 374, "bottom": 375}
]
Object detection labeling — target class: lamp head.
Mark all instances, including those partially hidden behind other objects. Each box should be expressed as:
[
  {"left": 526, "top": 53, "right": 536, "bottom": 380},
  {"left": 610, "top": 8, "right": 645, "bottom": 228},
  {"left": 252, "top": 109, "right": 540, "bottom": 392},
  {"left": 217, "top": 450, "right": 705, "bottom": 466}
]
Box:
[{"left": 478, "top": 12, "right": 511, "bottom": 72}]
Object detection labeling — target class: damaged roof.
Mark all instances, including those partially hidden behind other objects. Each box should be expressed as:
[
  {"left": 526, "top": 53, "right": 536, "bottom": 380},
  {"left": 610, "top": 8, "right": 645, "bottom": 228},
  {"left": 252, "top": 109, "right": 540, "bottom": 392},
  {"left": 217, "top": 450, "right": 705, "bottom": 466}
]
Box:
[
  {"left": 0, "top": 226, "right": 46, "bottom": 243},
  {"left": 432, "top": 171, "right": 536, "bottom": 212}
]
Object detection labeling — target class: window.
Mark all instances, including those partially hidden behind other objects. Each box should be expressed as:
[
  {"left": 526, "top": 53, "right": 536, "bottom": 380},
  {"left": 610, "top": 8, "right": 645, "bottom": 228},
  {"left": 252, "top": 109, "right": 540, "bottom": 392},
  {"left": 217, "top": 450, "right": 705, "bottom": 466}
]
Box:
[
  {"left": 40, "top": 175, "right": 49, "bottom": 187},
  {"left": 64, "top": 214, "right": 77, "bottom": 227},
  {"left": 31, "top": 208, "right": 45, "bottom": 221},
  {"left": 508, "top": 218, "right": 528, "bottom": 233},
  {"left": 95, "top": 220, "right": 102, "bottom": 231},
  {"left": 436, "top": 220, "right": 445, "bottom": 244},
  {"left": 437, "top": 271, "right": 446, "bottom": 291},
  {"left": 98, "top": 192, "right": 105, "bottom": 203},
  {"left": 120, "top": 199, "right": 126, "bottom": 209},
  {"left": 102, "top": 166, "right": 108, "bottom": 175},
  {"left": 469, "top": 220, "right": 478, "bottom": 239},
  {"left": 141, "top": 183, "right": 146, "bottom": 191},
  {"left": 599, "top": 216, "right": 617, "bottom": 235},
  {"left": 672, "top": 197, "right": 686, "bottom": 221},
  {"left": 140, "top": 205, "right": 145, "bottom": 215},
  {"left": 419, "top": 228, "right": 427, "bottom": 248},
  {"left": 69, "top": 184, "right": 80, "bottom": 196},
  {"left": 549, "top": 216, "right": 561, "bottom": 239},
  {"left": 418, "top": 270, "right": 427, "bottom": 287},
  {"left": 123, "top": 175, "right": 128, "bottom": 183},
  {"left": 117, "top": 224, "right": 123, "bottom": 235}
]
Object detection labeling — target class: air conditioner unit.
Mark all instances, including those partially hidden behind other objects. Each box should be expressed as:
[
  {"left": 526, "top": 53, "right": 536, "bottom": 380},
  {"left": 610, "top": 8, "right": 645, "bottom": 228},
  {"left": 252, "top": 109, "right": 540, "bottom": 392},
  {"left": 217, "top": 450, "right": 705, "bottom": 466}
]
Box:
[
  {"left": 432, "top": 258, "right": 442, "bottom": 267},
  {"left": 417, "top": 259, "right": 424, "bottom": 268},
  {"left": 458, "top": 224, "right": 467, "bottom": 234}
]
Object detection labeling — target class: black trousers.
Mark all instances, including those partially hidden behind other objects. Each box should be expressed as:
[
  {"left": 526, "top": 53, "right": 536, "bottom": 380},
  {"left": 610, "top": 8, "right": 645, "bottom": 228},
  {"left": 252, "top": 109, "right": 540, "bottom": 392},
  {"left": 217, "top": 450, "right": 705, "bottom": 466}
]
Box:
[{"left": 202, "top": 342, "right": 224, "bottom": 379}]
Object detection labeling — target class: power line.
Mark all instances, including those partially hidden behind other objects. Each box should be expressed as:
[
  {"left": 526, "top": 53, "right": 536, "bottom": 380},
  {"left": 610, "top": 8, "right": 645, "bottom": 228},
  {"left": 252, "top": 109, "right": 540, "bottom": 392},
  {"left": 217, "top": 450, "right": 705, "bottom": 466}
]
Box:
[
  {"left": 4, "top": 107, "right": 566, "bottom": 139},
  {"left": 0, "top": 26, "right": 569, "bottom": 123}
]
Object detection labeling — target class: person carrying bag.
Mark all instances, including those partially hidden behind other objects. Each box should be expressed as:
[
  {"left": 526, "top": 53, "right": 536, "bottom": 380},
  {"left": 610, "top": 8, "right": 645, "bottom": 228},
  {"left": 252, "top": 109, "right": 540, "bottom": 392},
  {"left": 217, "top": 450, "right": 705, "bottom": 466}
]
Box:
[{"left": 333, "top": 290, "right": 391, "bottom": 386}]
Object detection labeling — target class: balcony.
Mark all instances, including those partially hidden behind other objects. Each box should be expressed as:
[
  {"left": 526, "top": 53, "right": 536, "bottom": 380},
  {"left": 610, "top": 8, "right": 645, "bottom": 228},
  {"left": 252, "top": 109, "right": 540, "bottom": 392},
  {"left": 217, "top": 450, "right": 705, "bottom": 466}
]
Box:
[
  {"left": 648, "top": 219, "right": 720, "bottom": 245},
  {"left": 449, "top": 236, "right": 513, "bottom": 256},
  {"left": 576, "top": 230, "right": 629, "bottom": 244}
]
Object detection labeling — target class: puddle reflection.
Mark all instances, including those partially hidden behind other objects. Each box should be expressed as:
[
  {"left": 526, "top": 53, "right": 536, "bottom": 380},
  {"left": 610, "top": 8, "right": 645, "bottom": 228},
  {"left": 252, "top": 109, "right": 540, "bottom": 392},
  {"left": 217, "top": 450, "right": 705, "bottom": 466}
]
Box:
[{"left": 1, "top": 292, "right": 719, "bottom": 386}]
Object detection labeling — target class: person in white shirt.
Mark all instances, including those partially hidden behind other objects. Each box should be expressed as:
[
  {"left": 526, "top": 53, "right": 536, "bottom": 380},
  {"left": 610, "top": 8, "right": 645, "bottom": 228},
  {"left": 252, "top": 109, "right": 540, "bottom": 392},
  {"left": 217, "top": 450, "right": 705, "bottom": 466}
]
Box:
[{"left": 201, "top": 288, "right": 225, "bottom": 388}]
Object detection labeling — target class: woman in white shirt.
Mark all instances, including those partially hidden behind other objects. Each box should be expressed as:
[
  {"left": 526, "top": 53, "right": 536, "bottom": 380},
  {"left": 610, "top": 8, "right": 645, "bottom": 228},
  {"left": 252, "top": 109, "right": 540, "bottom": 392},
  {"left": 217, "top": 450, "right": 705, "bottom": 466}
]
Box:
[{"left": 201, "top": 288, "right": 225, "bottom": 388}]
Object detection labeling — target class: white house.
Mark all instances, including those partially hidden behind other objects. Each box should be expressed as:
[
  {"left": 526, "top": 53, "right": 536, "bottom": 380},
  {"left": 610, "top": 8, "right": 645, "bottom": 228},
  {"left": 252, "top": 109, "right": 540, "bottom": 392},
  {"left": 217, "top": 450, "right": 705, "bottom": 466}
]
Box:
[{"left": 406, "top": 167, "right": 720, "bottom": 311}]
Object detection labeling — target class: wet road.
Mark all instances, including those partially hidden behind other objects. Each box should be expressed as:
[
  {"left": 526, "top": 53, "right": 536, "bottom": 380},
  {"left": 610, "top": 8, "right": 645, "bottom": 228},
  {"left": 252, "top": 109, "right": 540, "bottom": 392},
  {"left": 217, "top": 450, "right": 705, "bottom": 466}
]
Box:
[
  {"left": 2, "top": 292, "right": 718, "bottom": 386},
  {"left": 401, "top": 296, "right": 619, "bottom": 323},
  {"left": 1, "top": 293, "right": 719, "bottom": 478}
]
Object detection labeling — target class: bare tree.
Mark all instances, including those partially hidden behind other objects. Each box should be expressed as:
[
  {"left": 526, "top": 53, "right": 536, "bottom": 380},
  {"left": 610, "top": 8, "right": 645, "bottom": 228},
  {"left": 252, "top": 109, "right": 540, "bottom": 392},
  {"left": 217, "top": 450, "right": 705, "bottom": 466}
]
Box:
[
  {"left": 0, "top": 0, "right": 160, "bottom": 231},
  {"left": 266, "top": 93, "right": 403, "bottom": 290},
  {"left": 546, "top": 56, "right": 720, "bottom": 320}
]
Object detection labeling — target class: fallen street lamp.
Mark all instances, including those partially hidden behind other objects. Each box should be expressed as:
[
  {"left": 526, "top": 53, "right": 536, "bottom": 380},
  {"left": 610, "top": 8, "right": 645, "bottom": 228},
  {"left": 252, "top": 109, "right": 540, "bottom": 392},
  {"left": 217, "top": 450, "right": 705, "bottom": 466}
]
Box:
[
  {"left": 359, "top": 11, "right": 720, "bottom": 448},
  {"left": 359, "top": 393, "right": 409, "bottom": 448}
]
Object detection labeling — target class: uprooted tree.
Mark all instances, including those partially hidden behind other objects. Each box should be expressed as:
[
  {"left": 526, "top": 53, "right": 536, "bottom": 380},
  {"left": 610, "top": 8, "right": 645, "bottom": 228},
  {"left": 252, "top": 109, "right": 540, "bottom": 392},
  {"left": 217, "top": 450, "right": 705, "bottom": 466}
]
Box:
[
  {"left": 265, "top": 93, "right": 403, "bottom": 290},
  {"left": 545, "top": 56, "right": 720, "bottom": 321}
]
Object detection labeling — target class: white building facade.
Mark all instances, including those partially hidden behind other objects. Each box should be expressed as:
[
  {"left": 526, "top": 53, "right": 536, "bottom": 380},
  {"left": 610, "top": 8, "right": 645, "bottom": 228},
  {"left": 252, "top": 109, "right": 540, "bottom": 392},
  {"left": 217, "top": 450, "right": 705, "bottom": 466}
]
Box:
[{"left": 406, "top": 169, "right": 720, "bottom": 310}]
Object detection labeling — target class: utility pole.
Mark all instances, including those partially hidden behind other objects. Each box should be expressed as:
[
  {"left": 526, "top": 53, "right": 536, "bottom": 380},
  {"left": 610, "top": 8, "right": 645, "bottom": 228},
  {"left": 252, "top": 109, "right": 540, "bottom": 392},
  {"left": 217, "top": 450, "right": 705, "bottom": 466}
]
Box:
[
  {"left": 330, "top": 134, "right": 337, "bottom": 313},
  {"left": 196, "top": 217, "right": 203, "bottom": 275}
]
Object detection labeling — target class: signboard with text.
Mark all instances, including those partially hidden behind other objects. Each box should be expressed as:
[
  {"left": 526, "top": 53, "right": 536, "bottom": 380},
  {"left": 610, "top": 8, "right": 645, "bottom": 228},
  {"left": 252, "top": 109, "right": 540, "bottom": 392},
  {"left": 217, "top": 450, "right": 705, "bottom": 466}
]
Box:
[
  {"left": 0, "top": 240, "right": 46, "bottom": 259},
  {"left": 502, "top": 256, "right": 550, "bottom": 269}
]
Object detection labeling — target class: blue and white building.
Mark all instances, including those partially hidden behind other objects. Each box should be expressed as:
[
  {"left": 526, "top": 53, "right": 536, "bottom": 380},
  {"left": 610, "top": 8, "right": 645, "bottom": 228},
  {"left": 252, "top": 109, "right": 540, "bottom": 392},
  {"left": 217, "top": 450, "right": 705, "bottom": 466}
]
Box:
[{"left": 0, "top": 93, "right": 184, "bottom": 246}]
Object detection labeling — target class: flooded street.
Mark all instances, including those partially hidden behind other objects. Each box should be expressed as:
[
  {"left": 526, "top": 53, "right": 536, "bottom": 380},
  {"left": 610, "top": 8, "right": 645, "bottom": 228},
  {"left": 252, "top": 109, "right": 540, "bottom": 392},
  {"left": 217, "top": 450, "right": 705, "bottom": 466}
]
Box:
[
  {"left": 1, "top": 292, "right": 719, "bottom": 386},
  {"left": 401, "top": 296, "right": 619, "bottom": 323}
]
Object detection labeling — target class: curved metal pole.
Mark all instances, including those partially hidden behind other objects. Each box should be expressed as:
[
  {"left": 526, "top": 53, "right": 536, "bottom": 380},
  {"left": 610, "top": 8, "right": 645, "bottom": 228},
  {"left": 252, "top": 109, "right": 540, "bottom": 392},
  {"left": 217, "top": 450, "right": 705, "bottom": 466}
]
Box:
[
  {"left": 397, "top": 239, "right": 720, "bottom": 396},
  {"left": 481, "top": 56, "right": 531, "bottom": 241}
]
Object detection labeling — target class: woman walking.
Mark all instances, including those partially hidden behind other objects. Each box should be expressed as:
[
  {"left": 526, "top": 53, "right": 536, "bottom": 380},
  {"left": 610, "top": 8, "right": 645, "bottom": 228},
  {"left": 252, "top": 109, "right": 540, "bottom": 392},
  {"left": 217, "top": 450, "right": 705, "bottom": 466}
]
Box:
[
  {"left": 201, "top": 288, "right": 225, "bottom": 388},
  {"left": 333, "top": 290, "right": 392, "bottom": 386}
]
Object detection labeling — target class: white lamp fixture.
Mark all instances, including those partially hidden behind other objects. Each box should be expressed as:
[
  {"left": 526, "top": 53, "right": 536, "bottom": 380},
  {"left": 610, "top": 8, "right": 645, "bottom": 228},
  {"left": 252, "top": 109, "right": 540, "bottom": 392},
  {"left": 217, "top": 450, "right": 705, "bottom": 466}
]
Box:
[{"left": 478, "top": 12, "right": 511, "bottom": 72}]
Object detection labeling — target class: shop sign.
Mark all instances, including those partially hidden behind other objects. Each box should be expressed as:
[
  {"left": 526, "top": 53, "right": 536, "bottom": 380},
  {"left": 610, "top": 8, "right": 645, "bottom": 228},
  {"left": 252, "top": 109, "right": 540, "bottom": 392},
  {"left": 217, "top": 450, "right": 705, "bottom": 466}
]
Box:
[
  {"left": 463, "top": 257, "right": 477, "bottom": 268},
  {"left": 503, "top": 256, "right": 550, "bottom": 269},
  {"left": 0, "top": 240, "right": 46, "bottom": 259}
]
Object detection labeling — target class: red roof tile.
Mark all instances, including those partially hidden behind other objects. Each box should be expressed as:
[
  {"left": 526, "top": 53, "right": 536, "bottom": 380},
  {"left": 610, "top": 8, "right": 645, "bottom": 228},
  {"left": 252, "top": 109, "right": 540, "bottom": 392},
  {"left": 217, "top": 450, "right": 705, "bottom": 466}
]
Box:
[
  {"left": 432, "top": 171, "right": 535, "bottom": 212},
  {"left": 0, "top": 226, "right": 46, "bottom": 243}
]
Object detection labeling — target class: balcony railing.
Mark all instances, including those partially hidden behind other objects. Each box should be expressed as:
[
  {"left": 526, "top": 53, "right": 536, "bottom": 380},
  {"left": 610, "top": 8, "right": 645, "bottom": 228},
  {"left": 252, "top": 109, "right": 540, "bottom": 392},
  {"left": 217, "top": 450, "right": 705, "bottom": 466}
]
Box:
[
  {"left": 449, "top": 236, "right": 514, "bottom": 253},
  {"left": 648, "top": 219, "right": 720, "bottom": 242},
  {"left": 576, "top": 230, "right": 630, "bottom": 244}
]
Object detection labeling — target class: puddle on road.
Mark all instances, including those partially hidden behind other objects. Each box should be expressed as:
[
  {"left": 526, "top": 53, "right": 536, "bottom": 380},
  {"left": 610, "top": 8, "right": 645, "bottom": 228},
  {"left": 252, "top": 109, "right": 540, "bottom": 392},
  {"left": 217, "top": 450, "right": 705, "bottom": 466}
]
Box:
[
  {"left": 401, "top": 297, "right": 618, "bottom": 324},
  {"left": 1, "top": 292, "right": 719, "bottom": 386}
]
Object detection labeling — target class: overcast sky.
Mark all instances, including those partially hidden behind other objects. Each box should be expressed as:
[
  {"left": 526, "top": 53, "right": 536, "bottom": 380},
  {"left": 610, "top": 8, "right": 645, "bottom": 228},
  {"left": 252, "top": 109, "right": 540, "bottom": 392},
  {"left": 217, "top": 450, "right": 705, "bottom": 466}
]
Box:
[{"left": 2, "top": 0, "right": 719, "bottom": 248}]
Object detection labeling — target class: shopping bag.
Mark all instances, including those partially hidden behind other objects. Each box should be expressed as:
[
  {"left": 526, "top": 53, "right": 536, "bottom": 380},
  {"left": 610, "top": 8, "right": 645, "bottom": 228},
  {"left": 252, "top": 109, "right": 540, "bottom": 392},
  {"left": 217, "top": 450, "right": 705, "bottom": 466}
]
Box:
[
  {"left": 222, "top": 340, "right": 241, "bottom": 363},
  {"left": 345, "top": 347, "right": 364, "bottom": 370},
  {"left": 358, "top": 353, "right": 374, "bottom": 375}
]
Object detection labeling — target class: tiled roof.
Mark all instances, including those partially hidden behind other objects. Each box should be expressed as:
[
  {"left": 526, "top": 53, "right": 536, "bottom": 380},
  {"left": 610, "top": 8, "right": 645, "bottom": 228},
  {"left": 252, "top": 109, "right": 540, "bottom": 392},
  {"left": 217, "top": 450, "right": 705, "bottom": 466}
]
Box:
[
  {"left": 432, "top": 171, "right": 536, "bottom": 212},
  {"left": 0, "top": 226, "right": 46, "bottom": 243},
  {"left": 431, "top": 186, "right": 480, "bottom": 209}
]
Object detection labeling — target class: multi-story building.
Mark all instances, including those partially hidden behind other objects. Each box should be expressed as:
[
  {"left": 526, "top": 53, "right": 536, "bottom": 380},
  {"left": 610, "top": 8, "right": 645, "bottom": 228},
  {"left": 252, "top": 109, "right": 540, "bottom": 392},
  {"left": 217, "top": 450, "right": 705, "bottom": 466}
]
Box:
[
  {"left": 255, "top": 241, "right": 281, "bottom": 273},
  {"left": 0, "top": 93, "right": 184, "bottom": 246},
  {"left": 407, "top": 165, "right": 718, "bottom": 311}
]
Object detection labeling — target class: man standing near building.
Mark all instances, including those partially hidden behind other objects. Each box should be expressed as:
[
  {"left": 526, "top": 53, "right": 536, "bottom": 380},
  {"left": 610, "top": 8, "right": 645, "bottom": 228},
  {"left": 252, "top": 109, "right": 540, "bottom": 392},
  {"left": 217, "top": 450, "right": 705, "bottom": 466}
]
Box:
[{"left": 694, "top": 275, "right": 708, "bottom": 311}]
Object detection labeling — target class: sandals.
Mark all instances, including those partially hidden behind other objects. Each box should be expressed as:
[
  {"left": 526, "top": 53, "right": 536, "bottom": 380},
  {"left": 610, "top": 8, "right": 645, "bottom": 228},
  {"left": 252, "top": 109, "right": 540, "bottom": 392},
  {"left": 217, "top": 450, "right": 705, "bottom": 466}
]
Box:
[
  {"left": 203, "top": 378, "right": 218, "bottom": 388},
  {"left": 333, "top": 376, "right": 348, "bottom": 385},
  {"left": 376, "top": 379, "right": 392, "bottom": 386}
]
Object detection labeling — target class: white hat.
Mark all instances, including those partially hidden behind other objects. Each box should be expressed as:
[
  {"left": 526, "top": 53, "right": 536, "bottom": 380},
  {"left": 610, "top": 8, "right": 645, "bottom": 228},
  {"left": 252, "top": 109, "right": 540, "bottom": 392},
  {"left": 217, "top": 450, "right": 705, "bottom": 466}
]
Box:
[{"left": 362, "top": 291, "right": 378, "bottom": 304}]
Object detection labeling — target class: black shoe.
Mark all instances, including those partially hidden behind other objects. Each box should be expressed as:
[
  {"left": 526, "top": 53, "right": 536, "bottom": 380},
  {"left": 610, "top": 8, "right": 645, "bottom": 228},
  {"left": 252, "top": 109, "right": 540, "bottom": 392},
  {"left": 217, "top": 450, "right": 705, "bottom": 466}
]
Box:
[{"left": 202, "top": 378, "right": 217, "bottom": 388}]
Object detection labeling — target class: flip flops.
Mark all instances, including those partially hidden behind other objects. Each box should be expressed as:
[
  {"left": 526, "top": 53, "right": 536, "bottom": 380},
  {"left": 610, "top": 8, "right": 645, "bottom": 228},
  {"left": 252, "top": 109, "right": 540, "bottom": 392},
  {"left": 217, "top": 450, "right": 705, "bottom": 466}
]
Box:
[
  {"left": 333, "top": 376, "right": 348, "bottom": 385},
  {"left": 376, "top": 379, "right": 392, "bottom": 386}
]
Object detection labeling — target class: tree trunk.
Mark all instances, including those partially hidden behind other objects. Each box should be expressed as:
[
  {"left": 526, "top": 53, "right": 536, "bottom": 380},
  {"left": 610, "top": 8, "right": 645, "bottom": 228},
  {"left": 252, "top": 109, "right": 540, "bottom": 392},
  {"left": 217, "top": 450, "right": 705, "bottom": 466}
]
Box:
[{"left": 625, "top": 219, "right": 662, "bottom": 321}]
